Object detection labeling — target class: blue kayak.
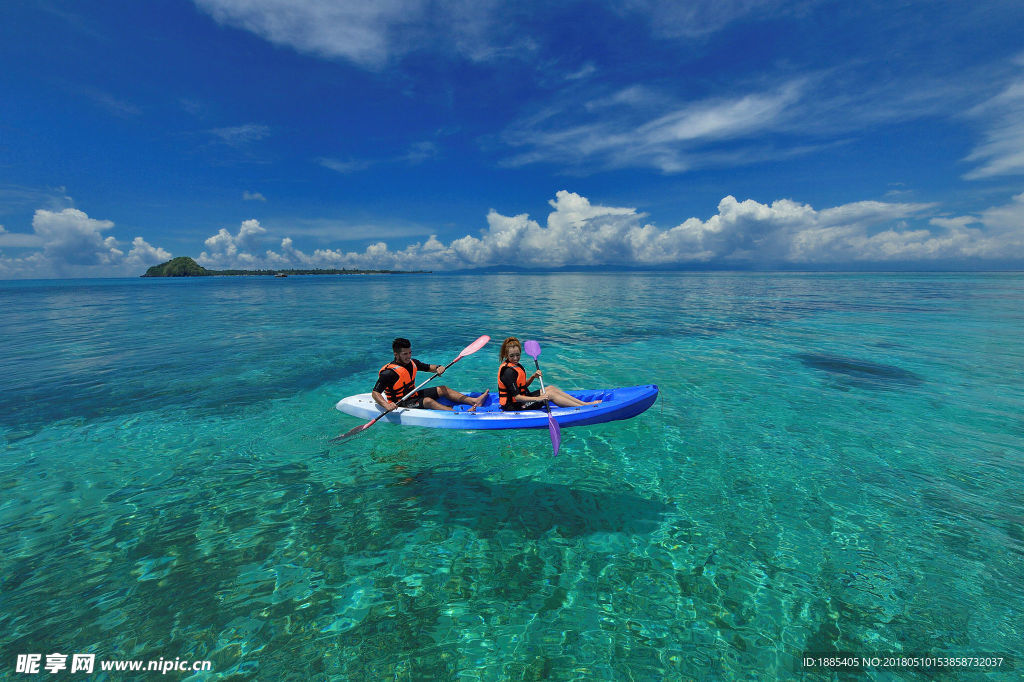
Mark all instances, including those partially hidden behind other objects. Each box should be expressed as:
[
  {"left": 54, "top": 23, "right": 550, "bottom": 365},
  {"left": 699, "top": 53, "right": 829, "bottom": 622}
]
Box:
[{"left": 335, "top": 384, "right": 658, "bottom": 430}]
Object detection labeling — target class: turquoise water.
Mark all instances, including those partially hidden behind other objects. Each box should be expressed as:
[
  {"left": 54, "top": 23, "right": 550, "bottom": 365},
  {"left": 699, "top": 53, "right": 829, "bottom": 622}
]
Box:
[{"left": 1, "top": 273, "right": 1022, "bottom": 680}]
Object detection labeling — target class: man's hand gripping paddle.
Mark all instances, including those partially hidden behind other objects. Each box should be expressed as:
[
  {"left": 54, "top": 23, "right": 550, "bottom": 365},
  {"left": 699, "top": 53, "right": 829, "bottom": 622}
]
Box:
[
  {"left": 331, "top": 335, "right": 490, "bottom": 443},
  {"left": 523, "top": 339, "right": 561, "bottom": 456}
]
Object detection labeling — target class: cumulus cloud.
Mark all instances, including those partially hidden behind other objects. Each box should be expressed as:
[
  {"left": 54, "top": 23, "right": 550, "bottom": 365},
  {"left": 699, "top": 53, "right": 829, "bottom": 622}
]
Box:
[
  {"left": 190, "top": 191, "right": 1024, "bottom": 272},
  {"left": 198, "top": 218, "right": 269, "bottom": 266},
  {"left": 0, "top": 224, "right": 45, "bottom": 248},
  {"left": 0, "top": 208, "right": 171, "bottom": 278},
  {"left": 0, "top": 251, "right": 49, "bottom": 279},
  {"left": 243, "top": 191, "right": 267, "bottom": 202},
  {"left": 31, "top": 208, "right": 122, "bottom": 266},
  {"left": 125, "top": 237, "right": 173, "bottom": 267}
]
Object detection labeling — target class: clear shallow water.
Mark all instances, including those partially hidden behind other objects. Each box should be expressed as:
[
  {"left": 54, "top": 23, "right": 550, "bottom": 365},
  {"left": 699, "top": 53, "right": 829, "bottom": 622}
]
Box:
[{"left": 1, "top": 272, "right": 1022, "bottom": 680}]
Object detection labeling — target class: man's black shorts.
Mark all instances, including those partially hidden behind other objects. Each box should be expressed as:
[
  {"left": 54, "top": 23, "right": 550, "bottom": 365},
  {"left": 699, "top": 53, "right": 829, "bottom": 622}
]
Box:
[{"left": 402, "top": 386, "right": 440, "bottom": 409}]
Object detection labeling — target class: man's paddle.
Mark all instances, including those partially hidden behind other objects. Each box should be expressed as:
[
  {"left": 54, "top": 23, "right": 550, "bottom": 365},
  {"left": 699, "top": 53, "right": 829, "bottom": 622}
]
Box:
[
  {"left": 330, "top": 335, "right": 490, "bottom": 443},
  {"left": 523, "top": 339, "right": 561, "bottom": 456}
]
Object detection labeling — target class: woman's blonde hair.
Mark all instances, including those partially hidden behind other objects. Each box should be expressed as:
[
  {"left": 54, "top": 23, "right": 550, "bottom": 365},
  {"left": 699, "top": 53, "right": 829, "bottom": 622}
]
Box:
[{"left": 499, "top": 336, "right": 521, "bottom": 362}]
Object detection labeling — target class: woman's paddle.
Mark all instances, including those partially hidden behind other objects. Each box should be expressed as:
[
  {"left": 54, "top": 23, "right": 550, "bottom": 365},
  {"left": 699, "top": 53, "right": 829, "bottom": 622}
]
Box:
[
  {"left": 331, "top": 335, "right": 490, "bottom": 443},
  {"left": 523, "top": 339, "right": 561, "bottom": 456}
]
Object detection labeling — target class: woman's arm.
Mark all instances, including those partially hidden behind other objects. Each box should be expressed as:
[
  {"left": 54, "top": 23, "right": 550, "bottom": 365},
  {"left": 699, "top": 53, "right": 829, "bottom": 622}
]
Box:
[{"left": 501, "top": 366, "right": 520, "bottom": 399}]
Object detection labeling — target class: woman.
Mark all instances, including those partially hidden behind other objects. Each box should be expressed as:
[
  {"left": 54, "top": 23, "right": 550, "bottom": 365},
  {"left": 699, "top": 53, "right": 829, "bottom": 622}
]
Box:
[{"left": 497, "top": 337, "right": 600, "bottom": 411}]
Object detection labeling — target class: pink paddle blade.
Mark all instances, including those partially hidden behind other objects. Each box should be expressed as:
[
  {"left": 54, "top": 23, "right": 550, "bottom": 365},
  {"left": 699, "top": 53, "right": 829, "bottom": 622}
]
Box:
[
  {"left": 459, "top": 335, "right": 490, "bottom": 358},
  {"left": 524, "top": 339, "right": 541, "bottom": 359},
  {"left": 330, "top": 421, "right": 370, "bottom": 442}
]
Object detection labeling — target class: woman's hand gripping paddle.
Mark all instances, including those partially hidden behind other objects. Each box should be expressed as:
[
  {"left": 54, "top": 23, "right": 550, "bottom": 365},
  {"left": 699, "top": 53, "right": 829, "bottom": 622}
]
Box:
[
  {"left": 523, "top": 339, "right": 561, "bottom": 456},
  {"left": 330, "top": 335, "right": 490, "bottom": 443}
]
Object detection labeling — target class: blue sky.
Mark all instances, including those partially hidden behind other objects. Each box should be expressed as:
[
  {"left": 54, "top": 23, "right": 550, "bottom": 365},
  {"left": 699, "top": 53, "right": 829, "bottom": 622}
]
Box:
[{"left": 1, "top": 0, "right": 1023, "bottom": 277}]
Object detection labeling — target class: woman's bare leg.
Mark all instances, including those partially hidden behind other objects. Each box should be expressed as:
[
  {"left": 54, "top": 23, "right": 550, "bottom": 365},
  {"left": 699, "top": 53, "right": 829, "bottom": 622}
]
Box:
[{"left": 544, "top": 384, "right": 600, "bottom": 407}]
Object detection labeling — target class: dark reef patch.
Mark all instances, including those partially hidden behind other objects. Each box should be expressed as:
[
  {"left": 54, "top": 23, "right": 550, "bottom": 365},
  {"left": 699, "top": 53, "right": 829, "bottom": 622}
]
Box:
[{"left": 797, "top": 353, "right": 924, "bottom": 389}]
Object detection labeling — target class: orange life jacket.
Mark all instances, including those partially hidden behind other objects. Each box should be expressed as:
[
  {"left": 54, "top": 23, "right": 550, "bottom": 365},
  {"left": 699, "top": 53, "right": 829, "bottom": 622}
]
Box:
[
  {"left": 498, "top": 361, "right": 528, "bottom": 407},
  {"left": 378, "top": 361, "right": 417, "bottom": 401}
]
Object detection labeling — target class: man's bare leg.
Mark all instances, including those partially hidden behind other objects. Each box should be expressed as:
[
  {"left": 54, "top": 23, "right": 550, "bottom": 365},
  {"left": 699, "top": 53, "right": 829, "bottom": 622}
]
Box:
[{"left": 432, "top": 386, "right": 490, "bottom": 411}]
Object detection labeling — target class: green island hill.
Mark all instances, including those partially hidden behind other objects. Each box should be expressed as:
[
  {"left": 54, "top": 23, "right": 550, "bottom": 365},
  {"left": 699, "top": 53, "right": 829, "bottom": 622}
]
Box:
[{"left": 142, "top": 257, "right": 428, "bottom": 277}]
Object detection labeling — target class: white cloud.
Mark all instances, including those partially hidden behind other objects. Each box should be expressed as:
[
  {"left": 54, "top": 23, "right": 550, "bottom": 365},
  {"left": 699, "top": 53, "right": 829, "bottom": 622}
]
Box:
[
  {"left": 195, "top": 0, "right": 419, "bottom": 66},
  {"left": 564, "top": 63, "right": 596, "bottom": 81},
  {"left": 318, "top": 157, "right": 373, "bottom": 174},
  {"left": 193, "top": 0, "right": 517, "bottom": 68},
  {"left": 198, "top": 218, "right": 269, "bottom": 266},
  {"left": 501, "top": 80, "right": 807, "bottom": 173},
  {"left": 0, "top": 208, "right": 171, "bottom": 278},
  {"left": 929, "top": 216, "right": 980, "bottom": 230},
  {"left": 33, "top": 208, "right": 121, "bottom": 266},
  {"left": 964, "top": 72, "right": 1024, "bottom": 179},
  {"left": 209, "top": 124, "right": 271, "bottom": 146},
  {"left": 193, "top": 0, "right": 801, "bottom": 69},
  {"left": 978, "top": 191, "right": 1024, "bottom": 241},
  {"left": 9, "top": 192, "right": 1019, "bottom": 279},
  {"left": 187, "top": 191, "right": 1024, "bottom": 272},
  {"left": 500, "top": 52, "right": 1007, "bottom": 175},
  {"left": 0, "top": 251, "right": 49, "bottom": 279},
  {"left": 125, "top": 237, "right": 172, "bottom": 267},
  {"left": 80, "top": 87, "right": 142, "bottom": 118},
  {"left": 623, "top": 0, "right": 803, "bottom": 39},
  {"left": 318, "top": 139, "right": 443, "bottom": 175},
  {"left": 0, "top": 224, "right": 45, "bottom": 248},
  {"left": 243, "top": 191, "right": 267, "bottom": 202},
  {"left": 403, "top": 141, "right": 439, "bottom": 164}
]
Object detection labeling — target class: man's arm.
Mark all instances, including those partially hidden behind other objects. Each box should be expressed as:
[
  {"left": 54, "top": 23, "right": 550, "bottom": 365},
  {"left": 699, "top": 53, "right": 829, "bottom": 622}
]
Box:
[
  {"left": 372, "top": 371, "right": 398, "bottom": 409},
  {"left": 415, "top": 359, "right": 444, "bottom": 376}
]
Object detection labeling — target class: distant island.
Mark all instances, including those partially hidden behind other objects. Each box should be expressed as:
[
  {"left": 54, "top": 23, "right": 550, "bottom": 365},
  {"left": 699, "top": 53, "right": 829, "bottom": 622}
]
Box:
[{"left": 142, "top": 256, "right": 429, "bottom": 277}]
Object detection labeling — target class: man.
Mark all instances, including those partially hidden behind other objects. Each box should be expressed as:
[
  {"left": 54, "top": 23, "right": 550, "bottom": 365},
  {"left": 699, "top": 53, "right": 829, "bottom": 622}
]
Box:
[{"left": 373, "top": 337, "right": 488, "bottom": 411}]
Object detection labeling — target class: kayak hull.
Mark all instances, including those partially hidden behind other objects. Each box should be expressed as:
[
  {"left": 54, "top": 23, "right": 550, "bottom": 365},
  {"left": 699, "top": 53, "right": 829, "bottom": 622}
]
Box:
[{"left": 335, "top": 384, "right": 658, "bottom": 430}]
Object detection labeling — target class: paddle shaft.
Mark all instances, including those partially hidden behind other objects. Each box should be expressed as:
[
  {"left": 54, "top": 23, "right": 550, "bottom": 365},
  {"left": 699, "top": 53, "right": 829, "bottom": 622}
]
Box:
[
  {"left": 526, "top": 345, "right": 561, "bottom": 456},
  {"left": 532, "top": 358, "right": 553, "bottom": 415}
]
